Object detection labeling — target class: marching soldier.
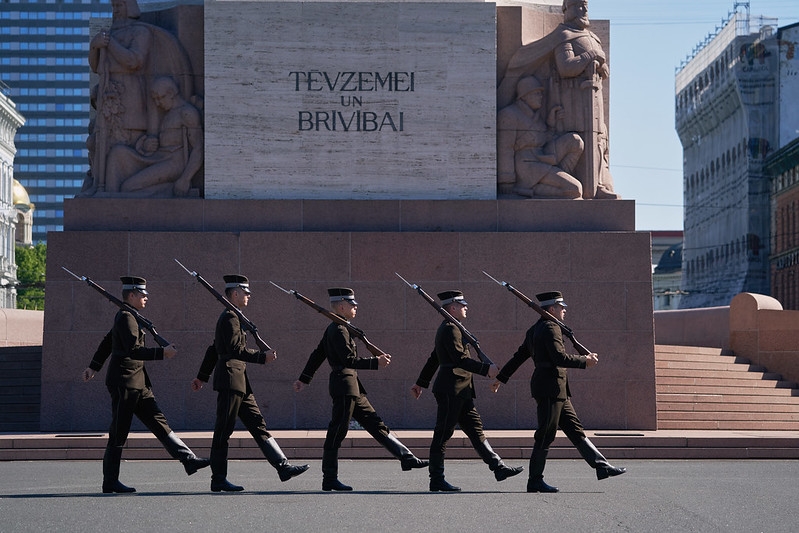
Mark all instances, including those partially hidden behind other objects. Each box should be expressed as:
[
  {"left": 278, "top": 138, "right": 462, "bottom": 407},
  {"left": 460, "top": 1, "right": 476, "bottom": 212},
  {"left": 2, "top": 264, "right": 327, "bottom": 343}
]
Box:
[
  {"left": 191, "top": 274, "right": 309, "bottom": 492},
  {"left": 83, "top": 276, "right": 209, "bottom": 494},
  {"left": 411, "top": 290, "right": 523, "bottom": 492},
  {"left": 294, "top": 287, "right": 428, "bottom": 491},
  {"left": 492, "top": 290, "right": 626, "bottom": 492}
]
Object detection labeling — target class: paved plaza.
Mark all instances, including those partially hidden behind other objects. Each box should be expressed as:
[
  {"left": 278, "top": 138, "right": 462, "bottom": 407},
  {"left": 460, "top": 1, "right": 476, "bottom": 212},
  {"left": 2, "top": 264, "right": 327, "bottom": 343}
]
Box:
[{"left": 1, "top": 458, "right": 796, "bottom": 532}]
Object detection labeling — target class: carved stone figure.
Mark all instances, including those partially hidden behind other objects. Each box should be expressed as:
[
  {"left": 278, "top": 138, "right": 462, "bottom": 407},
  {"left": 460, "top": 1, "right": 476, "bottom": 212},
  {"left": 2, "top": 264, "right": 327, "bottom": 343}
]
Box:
[
  {"left": 83, "top": 0, "right": 199, "bottom": 197},
  {"left": 498, "top": 76, "right": 583, "bottom": 199},
  {"left": 104, "top": 77, "right": 203, "bottom": 196},
  {"left": 498, "top": 0, "right": 619, "bottom": 199}
]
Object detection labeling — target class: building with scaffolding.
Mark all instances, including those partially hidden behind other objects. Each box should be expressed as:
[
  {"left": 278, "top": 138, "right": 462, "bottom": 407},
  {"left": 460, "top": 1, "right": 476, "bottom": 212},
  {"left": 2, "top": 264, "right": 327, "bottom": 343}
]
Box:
[{"left": 675, "top": 3, "right": 783, "bottom": 308}]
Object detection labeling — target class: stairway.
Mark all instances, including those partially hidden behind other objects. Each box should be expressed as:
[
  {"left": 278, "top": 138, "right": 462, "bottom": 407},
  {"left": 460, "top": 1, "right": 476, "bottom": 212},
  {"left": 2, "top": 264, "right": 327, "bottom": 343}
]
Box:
[
  {"left": 656, "top": 345, "right": 799, "bottom": 430},
  {"left": 0, "top": 345, "right": 42, "bottom": 432}
]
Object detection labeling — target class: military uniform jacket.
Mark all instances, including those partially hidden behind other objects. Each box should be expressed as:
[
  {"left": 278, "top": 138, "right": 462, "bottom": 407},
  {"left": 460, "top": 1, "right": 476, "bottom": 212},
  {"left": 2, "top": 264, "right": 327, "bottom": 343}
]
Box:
[
  {"left": 196, "top": 308, "right": 266, "bottom": 394},
  {"left": 415, "top": 320, "right": 490, "bottom": 399},
  {"left": 497, "top": 318, "right": 586, "bottom": 400},
  {"left": 87, "top": 308, "right": 165, "bottom": 390},
  {"left": 297, "top": 320, "right": 378, "bottom": 397}
]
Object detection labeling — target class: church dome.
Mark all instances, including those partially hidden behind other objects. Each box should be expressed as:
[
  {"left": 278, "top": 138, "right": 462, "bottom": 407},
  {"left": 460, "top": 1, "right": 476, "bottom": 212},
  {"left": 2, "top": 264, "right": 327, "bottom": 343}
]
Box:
[{"left": 12, "top": 179, "right": 32, "bottom": 208}]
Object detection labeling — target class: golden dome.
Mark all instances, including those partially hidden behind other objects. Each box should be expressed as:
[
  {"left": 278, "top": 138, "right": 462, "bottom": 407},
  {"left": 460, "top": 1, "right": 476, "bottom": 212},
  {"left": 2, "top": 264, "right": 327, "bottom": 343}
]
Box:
[{"left": 12, "top": 179, "right": 32, "bottom": 208}]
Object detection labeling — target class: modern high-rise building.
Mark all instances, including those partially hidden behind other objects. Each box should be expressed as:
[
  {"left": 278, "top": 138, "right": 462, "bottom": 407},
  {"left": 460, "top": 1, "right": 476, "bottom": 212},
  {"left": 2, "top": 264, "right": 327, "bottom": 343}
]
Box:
[
  {"left": 675, "top": 6, "right": 782, "bottom": 308},
  {"left": 0, "top": 0, "right": 111, "bottom": 244}
]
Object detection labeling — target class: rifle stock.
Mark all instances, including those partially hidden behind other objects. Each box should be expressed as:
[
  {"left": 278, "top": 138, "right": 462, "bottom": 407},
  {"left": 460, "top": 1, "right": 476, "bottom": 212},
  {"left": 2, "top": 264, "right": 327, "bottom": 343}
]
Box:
[
  {"left": 61, "top": 267, "right": 171, "bottom": 347},
  {"left": 482, "top": 271, "right": 591, "bottom": 356},
  {"left": 269, "top": 282, "right": 386, "bottom": 357},
  {"left": 395, "top": 273, "right": 494, "bottom": 366},
  {"left": 174, "top": 260, "right": 272, "bottom": 352}
]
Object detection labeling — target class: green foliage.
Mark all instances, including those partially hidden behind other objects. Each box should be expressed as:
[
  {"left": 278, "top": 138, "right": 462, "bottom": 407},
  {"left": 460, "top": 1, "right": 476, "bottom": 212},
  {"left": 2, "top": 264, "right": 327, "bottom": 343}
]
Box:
[{"left": 15, "top": 243, "right": 46, "bottom": 310}]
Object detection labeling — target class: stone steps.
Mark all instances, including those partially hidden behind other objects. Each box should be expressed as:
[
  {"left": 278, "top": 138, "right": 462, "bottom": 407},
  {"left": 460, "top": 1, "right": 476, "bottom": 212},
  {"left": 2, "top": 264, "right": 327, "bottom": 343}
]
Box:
[
  {"left": 2, "top": 429, "right": 798, "bottom": 461},
  {"left": 655, "top": 345, "right": 799, "bottom": 431}
]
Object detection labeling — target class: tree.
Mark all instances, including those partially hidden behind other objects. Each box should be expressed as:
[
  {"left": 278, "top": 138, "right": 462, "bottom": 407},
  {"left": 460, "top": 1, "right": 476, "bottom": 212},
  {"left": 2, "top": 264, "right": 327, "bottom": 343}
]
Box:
[{"left": 15, "top": 243, "right": 46, "bottom": 310}]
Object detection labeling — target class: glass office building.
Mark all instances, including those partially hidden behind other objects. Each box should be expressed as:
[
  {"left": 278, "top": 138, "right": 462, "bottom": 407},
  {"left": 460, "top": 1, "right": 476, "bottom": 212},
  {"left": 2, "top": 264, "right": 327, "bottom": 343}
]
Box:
[{"left": 0, "top": 0, "right": 111, "bottom": 243}]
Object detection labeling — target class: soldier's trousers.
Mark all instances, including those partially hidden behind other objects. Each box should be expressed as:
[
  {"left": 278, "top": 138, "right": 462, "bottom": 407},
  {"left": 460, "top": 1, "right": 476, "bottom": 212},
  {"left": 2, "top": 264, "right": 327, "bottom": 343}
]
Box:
[
  {"left": 106, "top": 385, "right": 172, "bottom": 448},
  {"left": 324, "top": 393, "right": 390, "bottom": 451},
  {"left": 429, "top": 392, "right": 486, "bottom": 456},
  {"left": 533, "top": 396, "right": 587, "bottom": 449}
]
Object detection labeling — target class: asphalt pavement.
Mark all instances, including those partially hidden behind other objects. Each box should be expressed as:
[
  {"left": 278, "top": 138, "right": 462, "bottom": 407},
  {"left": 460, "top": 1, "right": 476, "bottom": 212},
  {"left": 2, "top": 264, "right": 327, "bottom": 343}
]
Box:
[{"left": 0, "top": 458, "right": 795, "bottom": 532}]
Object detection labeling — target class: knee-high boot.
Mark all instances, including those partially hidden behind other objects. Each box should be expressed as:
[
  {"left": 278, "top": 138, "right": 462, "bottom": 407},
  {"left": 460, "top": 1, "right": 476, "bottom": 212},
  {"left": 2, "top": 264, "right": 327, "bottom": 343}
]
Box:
[
  {"left": 379, "top": 433, "right": 429, "bottom": 471},
  {"left": 474, "top": 439, "right": 524, "bottom": 481},
  {"left": 526, "top": 447, "right": 558, "bottom": 493},
  {"left": 575, "top": 437, "right": 627, "bottom": 480},
  {"left": 321, "top": 449, "right": 352, "bottom": 491},
  {"left": 209, "top": 447, "right": 243, "bottom": 492},
  {"left": 161, "top": 431, "right": 211, "bottom": 476},
  {"left": 102, "top": 446, "right": 136, "bottom": 494},
  {"left": 428, "top": 452, "right": 460, "bottom": 492},
  {"left": 260, "top": 437, "right": 310, "bottom": 482}
]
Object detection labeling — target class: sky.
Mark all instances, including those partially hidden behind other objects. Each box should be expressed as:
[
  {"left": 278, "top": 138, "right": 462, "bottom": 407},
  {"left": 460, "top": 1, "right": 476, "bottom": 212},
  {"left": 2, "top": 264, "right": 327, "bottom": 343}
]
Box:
[{"left": 571, "top": 0, "right": 799, "bottom": 231}]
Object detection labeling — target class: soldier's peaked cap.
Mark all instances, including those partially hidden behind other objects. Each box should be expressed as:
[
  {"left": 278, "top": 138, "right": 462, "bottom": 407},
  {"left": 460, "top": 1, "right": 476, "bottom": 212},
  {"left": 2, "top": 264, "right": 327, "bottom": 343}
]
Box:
[
  {"left": 224, "top": 274, "right": 251, "bottom": 294},
  {"left": 120, "top": 276, "right": 148, "bottom": 294},
  {"left": 438, "top": 290, "right": 468, "bottom": 307},
  {"left": 536, "top": 291, "right": 567, "bottom": 307},
  {"left": 328, "top": 287, "right": 357, "bottom": 305}
]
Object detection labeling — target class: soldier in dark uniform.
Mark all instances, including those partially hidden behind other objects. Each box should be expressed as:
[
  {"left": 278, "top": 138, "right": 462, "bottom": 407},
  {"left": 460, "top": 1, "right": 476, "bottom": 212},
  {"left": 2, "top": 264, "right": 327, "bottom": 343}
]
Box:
[
  {"left": 294, "top": 287, "right": 428, "bottom": 491},
  {"left": 82, "top": 276, "right": 210, "bottom": 494},
  {"left": 191, "top": 274, "right": 309, "bottom": 492},
  {"left": 411, "top": 290, "right": 523, "bottom": 492},
  {"left": 492, "top": 290, "right": 626, "bottom": 493}
]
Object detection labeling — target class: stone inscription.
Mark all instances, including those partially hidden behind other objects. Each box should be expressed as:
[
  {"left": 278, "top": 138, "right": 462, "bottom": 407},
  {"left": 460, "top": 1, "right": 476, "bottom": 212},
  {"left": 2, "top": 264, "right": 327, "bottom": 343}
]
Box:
[
  {"left": 290, "top": 71, "right": 413, "bottom": 132},
  {"left": 205, "top": 1, "right": 497, "bottom": 201}
]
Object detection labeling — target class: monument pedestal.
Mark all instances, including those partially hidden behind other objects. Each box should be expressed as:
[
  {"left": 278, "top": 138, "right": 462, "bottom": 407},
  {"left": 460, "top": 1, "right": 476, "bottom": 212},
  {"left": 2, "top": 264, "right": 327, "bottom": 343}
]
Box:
[{"left": 41, "top": 198, "right": 656, "bottom": 432}]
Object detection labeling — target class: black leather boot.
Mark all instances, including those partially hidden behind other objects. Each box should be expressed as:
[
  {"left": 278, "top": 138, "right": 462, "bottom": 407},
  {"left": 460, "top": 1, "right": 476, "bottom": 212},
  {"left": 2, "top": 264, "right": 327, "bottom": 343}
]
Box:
[
  {"left": 380, "top": 433, "right": 429, "bottom": 471},
  {"left": 322, "top": 449, "right": 352, "bottom": 491},
  {"left": 260, "top": 437, "right": 310, "bottom": 482},
  {"left": 526, "top": 448, "right": 558, "bottom": 493},
  {"left": 102, "top": 446, "right": 136, "bottom": 494},
  {"left": 210, "top": 447, "right": 243, "bottom": 492},
  {"left": 428, "top": 452, "right": 461, "bottom": 492},
  {"left": 475, "top": 439, "right": 524, "bottom": 482},
  {"left": 161, "top": 431, "right": 211, "bottom": 476},
  {"left": 575, "top": 437, "right": 627, "bottom": 480}
]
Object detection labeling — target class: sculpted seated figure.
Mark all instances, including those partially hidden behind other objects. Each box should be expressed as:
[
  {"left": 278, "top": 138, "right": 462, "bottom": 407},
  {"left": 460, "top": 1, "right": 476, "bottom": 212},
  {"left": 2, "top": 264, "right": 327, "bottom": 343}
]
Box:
[
  {"left": 105, "top": 76, "right": 203, "bottom": 196},
  {"left": 497, "top": 76, "right": 584, "bottom": 199}
]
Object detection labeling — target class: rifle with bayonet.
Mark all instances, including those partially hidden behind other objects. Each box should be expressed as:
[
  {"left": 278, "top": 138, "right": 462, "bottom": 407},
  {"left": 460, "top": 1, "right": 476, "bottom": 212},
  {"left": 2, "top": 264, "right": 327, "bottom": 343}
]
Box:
[
  {"left": 61, "top": 266, "right": 172, "bottom": 347},
  {"left": 269, "top": 281, "right": 387, "bottom": 357},
  {"left": 481, "top": 270, "right": 591, "bottom": 356},
  {"left": 174, "top": 259, "right": 272, "bottom": 352},
  {"left": 395, "top": 272, "right": 494, "bottom": 366}
]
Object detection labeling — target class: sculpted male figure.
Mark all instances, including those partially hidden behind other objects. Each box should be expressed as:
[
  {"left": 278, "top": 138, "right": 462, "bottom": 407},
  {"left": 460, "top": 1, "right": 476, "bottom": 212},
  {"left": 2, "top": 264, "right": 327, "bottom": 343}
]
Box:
[
  {"left": 500, "top": 0, "right": 619, "bottom": 199},
  {"left": 497, "top": 76, "right": 584, "bottom": 199},
  {"left": 105, "top": 76, "right": 203, "bottom": 195}
]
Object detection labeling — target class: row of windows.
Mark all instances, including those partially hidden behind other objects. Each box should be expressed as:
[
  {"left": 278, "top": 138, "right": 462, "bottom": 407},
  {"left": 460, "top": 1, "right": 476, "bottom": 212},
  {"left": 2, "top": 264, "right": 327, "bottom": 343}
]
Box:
[
  {"left": 17, "top": 134, "right": 87, "bottom": 143},
  {"left": 2, "top": 57, "right": 88, "bottom": 66},
  {"left": 0, "top": 11, "right": 103, "bottom": 21},
  {"left": 19, "top": 102, "right": 90, "bottom": 112},
  {"left": 17, "top": 118, "right": 88, "bottom": 127},
  {"left": 28, "top": 209, "right": 65, "bottom": 219},
  {"left": 3, "top": 72, "right": 89, "bottom": 82},
  {"left": 33, "top": 225, "right": 64, "bottom": 234},
  {"left": 18, "top": 149, "right": 86, "bottom": 157},
  {"left": 1, "top": 42, "right": 89, "bottom": 51},
  {"left": 3, "top": 0, "right": 107, "bottom": 4},
  {"left": 17, "top": 165, "right": 87, "bottom": 173},
  {"left": 0, "top": 27, "right": 90, "bottom": 35},
  {"left": 20, "top": 179, "right": 84, "bottom": 189},
  {"left": 15, "top": 85, "right": 90, "bottom": 96}
]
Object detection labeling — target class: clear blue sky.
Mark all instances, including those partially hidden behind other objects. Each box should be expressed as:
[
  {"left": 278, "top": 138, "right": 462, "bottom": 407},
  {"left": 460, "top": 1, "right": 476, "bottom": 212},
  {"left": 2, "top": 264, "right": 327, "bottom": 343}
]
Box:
[{"left": 581, "top": 0, "right": 798, "bottom": 231}]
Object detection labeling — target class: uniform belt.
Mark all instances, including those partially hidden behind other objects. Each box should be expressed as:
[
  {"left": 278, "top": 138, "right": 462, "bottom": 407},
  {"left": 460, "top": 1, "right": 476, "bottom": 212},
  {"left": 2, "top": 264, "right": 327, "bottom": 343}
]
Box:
[{"left": 439, "top": 363, "right": 455, "bottom": 368}]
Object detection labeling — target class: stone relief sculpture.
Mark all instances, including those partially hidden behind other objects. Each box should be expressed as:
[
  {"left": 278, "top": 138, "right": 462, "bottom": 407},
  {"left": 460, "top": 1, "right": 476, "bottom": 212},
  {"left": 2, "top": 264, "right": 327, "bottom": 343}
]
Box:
[
  {"left": 498, "top": 0, "right": 619, "bottom": 199},
  {"left": 497, "top": 76, "right": 584, "bottom": 199},
  {"left": 81, "top": 0, "right": 201, "bottom": 197},
  {"left": 105, "top": 77, "right": 203, "bottom": 195}
]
